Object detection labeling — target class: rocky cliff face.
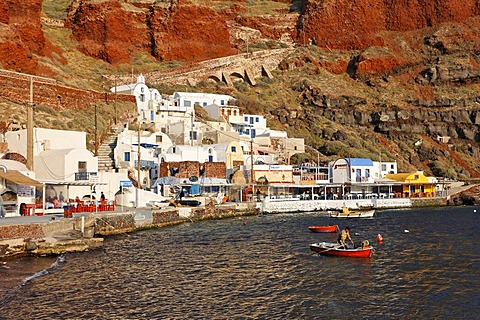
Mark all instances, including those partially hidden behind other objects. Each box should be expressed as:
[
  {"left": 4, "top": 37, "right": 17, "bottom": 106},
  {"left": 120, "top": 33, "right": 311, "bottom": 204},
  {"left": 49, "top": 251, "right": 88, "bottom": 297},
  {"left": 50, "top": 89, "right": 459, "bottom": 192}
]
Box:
[
  {"left": 300, "top": 0, "right": 480, "bottom": 49},
  {"left": 1, "top": 0, "right": 480, "bottom": 179},
  {"left": 64, "top": 0, "right": 238, "bottom": 64},
  {"left": 2, "top": 0, "right": 479, "bottom": 69},
  {"left": 0, "top": 0, "right": 46, "bottom": 73}
]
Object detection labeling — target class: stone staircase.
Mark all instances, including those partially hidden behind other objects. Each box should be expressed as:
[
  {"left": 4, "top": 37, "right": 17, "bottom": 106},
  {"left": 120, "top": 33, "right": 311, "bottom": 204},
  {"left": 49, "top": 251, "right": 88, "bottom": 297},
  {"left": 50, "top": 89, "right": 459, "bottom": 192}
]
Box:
[{"left": 97, "top": 123, "right": 125, "bottom": 172}]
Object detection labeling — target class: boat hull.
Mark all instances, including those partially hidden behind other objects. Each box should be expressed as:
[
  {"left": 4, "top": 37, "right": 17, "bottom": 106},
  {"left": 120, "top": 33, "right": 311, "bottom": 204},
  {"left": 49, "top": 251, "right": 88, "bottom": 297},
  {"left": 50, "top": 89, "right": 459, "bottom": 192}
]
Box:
[
  {"left": 330, "top": 210, "right": 375, "bottom": 218},
  {"left": 310, "top": 242, "right": 373, "bottom": 258},
  {"left": 308, "top": 225, "right": 339, "bottom": 233}
]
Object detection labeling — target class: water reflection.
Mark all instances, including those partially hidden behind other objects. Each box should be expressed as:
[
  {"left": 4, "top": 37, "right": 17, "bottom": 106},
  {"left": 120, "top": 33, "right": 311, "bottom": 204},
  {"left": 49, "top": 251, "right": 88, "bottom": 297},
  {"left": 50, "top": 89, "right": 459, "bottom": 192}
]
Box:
[{"left": 1, "top": 206, "right": 479, "bottom": 319}]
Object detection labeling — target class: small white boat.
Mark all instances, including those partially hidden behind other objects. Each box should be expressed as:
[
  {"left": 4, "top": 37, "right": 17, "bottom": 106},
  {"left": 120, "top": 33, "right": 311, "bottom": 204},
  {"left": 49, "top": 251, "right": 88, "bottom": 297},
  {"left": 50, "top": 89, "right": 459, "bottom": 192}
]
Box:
[
  {"left": 330, "top": 207, "right": 375, "bottom": 218},
  {"left": 148, "top": 201, "right": 171, "bottom": 208}
]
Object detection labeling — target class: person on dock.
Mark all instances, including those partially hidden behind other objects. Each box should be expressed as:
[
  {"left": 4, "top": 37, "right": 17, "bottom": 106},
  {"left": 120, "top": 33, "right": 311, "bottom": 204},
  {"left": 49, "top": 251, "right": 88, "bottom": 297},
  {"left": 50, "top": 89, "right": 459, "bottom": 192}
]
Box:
[{"left": 338, "top": 226, "right": 354, "bottom": 249}]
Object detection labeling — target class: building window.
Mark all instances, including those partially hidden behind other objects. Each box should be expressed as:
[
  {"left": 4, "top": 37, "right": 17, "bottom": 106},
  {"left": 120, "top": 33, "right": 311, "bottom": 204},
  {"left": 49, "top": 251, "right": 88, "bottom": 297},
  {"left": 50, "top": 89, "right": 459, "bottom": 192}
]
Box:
[
  {"left": 250, "top": 117, "right": 254, "bottom": 124},
  {"left": 245, "top": 129, "right": 250, "bottom": 135},
  {"left": 365, "top": 169, "right": 370, "bottom": 178},
  {"left": 150, "top": 110, "right": 154, "bottom": 121},
  {"left": 156, "top": 135, "right": 163, "bottom": 143},
  {"left": 251, "top": 129, "right": 256, "bottom": 138},
  {"left": 78, "top": 161, "right": 87, "bottom": 172},
  {"left": 391, "top": 164, "right": 395, "bottom": 169},
  {"left": 203, "top": 102, "right": 207, "bottom": 106},
  {"left": 184, "top": 100, "right": 191, "bottom": 107},
  {"left": 381, "top": 164, "right": 386, "bottom": 171},
  {"left": 190, "top": 131, "right": 197, "bottom": 140},
  {"left": 244, "top": 116, "right": 248, "bottom": 122},
  {"left": 140, "top": 94, "right": 145, "bottom": 102},
  {"left": 414, "top": 174, "right": 419, "bottom": 180},
  {"left": 255, "top": 117, "right": 259, "bottom": 122},
  {"left": 294, "top": 145, "right": 297, "bottom": 150},
  {"left": 208, "top": 155, "right": 213, "bottom": 162},
  {"left": 221, "top": 100, "right": 225, "bottom": 105},
  {"left": 231, "top": 146, "right": 237, "bottom": 152},
  {"left": 124, "top": 152, "right": 130, "bottom": 162}
]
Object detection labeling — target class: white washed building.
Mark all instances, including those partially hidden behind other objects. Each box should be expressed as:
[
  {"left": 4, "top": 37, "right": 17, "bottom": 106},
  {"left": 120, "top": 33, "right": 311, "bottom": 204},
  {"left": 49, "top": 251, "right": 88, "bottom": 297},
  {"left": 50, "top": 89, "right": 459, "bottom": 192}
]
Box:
[
  {"left": 114, "top": 127, "right": 173, "bottom": 189},
  {"left": 159, "top": 145, "right": 218, "bottom": 164},
  {"left": 5, "top": 128, "right": 98, "bottom": 201},
  {"left": 111, "top": 74, "right": 162, "bottom": 118},
  {"left": 329, "top": 158, "right": 398, "bottom": 184},
  {"left": 229, "top": 113, "right": 268, "bottom": 139}
]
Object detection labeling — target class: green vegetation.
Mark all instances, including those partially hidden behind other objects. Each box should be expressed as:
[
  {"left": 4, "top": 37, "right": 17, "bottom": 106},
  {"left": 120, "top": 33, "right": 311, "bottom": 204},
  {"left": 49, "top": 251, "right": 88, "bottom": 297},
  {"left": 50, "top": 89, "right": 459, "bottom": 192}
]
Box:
[
  {"left": 3, "top": 1, "right": 476, "bottom": 178},
  {"left": 42, "top": 0, "right": 73, "bottom": 20}
]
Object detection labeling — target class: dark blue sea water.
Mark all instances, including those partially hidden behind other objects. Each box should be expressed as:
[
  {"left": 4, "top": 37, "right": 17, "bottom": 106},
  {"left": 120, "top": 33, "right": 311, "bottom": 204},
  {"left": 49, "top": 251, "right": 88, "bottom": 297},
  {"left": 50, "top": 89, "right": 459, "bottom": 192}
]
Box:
[{"left": 1, "top": 206, "right": 479, "bottom": 319}]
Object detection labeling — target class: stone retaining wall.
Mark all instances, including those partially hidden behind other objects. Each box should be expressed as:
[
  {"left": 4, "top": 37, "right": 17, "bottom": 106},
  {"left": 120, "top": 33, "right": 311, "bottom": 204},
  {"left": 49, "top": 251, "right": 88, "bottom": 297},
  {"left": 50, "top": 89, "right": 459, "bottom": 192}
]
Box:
[
  {"left": 152, "top": 208, "right": 181, "bottom": 225},
  {"left": 94, "top": 213, "right": 137, "bottom": 235},
  {"left": 0, "top": 69, "right": 135, "bottom": 110},
  {"left": 0, "top": 224, "right": 44, "bottom": 240},
  {"left": 411, "top": 197, "right": 448, "bottom": 207}
]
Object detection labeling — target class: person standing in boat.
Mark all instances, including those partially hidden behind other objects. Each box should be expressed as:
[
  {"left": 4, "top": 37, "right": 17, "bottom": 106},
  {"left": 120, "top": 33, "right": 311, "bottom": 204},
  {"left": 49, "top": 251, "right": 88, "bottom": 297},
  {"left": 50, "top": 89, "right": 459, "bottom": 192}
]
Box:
[{"left": 338, "top": 226, "right": 354, "bottom": 249}]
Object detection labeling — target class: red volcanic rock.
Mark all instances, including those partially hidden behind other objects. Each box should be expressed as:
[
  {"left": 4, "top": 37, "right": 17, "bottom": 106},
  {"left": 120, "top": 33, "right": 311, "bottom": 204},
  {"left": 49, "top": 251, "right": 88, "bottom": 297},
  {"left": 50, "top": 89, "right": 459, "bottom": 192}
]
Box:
[
  {"left": 320, "top": 60, "right": 348, "bottom": 74},
  {"left": 66, "top": 0, "right": 150, "bottom": 64},
  {"left": 66, "top": 0, "right": 236, "bottom": 64},
  {"left": 356, "top": 46, "right": 410, "bottom": 77},
  {"left": 0, "top": 40, "right": 38, "bottom": 72},
  {"left": 0, "top": 2, "right": 9, "bottom": 24},
  {"left": 301, "top": 0, "right": 480, "bottom": 50},
  {"left": 148, "top": 2, "right": 236, "bottom": 62},
  {"left": 4, "top": 0, "right": 45, "bottom": 54},
  {"left": 0, "top": 0, "right": 46, "bottom": 73}
]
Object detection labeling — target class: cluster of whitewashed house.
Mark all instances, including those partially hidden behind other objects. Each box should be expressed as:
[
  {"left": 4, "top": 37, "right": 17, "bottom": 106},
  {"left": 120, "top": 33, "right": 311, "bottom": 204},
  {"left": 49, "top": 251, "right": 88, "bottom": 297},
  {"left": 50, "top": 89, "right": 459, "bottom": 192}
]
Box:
[{"left": 0, "top": 74, "right": 443, "bottom": 216}]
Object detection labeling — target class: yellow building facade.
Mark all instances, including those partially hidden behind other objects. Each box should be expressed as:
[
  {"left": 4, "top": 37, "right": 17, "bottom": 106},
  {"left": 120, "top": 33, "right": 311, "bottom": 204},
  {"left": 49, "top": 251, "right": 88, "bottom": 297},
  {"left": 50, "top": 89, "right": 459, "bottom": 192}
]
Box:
[{"left": 385, "top": 171, "right": 436, "bottom": 198}]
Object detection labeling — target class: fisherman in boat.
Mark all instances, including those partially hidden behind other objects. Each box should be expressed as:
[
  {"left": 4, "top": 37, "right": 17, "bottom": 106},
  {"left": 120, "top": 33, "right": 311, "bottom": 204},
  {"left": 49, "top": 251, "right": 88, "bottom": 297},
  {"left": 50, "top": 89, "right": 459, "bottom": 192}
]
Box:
[{"left": 338, "top": 226, "right": 354, "bottom": 249}]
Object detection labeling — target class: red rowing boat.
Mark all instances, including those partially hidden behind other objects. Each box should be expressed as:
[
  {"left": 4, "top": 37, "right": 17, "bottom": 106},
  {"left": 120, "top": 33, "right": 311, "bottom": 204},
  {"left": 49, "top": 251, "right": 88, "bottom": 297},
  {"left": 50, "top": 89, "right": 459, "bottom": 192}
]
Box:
[
  {"left": 307, "top": 225, "right": 339, "bottom": 233},
  {"left": 310, "top": 242, "right": 374, "bottom": 258}
]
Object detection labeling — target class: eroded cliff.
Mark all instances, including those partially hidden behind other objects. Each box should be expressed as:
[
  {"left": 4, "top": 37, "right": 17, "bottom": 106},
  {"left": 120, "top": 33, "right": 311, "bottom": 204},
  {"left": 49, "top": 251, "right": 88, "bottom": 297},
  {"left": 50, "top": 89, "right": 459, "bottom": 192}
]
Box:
[{"left": 0, "top": 0, "right": 480, "bottom": 179}]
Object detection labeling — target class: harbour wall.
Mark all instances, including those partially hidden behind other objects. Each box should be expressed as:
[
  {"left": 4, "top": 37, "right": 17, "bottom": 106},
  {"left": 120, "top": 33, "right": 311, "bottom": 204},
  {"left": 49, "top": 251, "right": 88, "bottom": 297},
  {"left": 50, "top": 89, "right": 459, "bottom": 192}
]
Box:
[
  {"left": 94, "top": 201, "right": 259, "bottom": 236},
  {"left": 260, "top": 196, "right": 447, "bottom": 213},
  {"left": 0, "top": 201, "right": 259, "bottom": 258},
  {"left": 0, "top": 196, "right": 449, "bottom": 258}
]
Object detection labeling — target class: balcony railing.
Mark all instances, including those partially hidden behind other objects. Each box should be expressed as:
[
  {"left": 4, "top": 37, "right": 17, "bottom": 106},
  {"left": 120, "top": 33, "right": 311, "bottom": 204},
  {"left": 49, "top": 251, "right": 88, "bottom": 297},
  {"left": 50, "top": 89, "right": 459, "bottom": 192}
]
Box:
[
  {"left": 75, "top": 172, "right": 98, "bottom": 181},
  {"left": 134, "top": 160, "right": 156, "bottom": 169}
]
